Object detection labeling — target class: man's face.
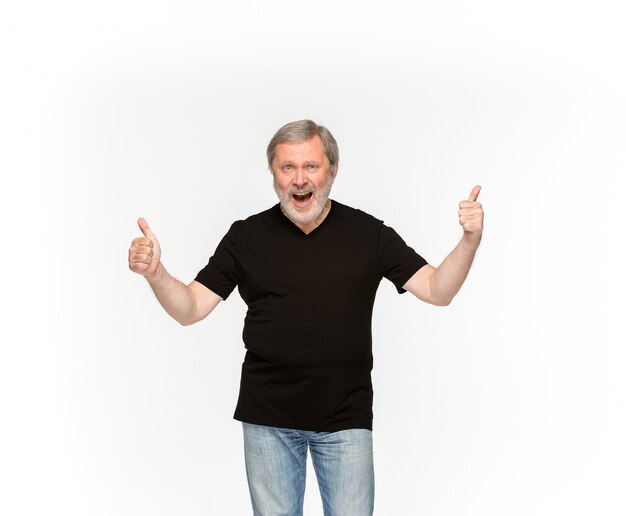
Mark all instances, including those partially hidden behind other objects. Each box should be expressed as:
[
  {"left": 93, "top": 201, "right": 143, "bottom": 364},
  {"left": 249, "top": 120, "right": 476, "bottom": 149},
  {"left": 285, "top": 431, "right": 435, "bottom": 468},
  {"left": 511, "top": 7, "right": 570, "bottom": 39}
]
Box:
[{"left": 272, "top": 135, "right": 337, "bottom": 226}]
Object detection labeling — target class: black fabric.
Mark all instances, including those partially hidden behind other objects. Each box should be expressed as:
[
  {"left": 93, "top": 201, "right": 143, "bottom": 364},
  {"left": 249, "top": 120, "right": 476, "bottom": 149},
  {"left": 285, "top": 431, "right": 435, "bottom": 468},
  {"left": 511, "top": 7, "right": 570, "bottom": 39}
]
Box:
[{"left": 194, "top": 200, "right": 428, "bottom": 432}]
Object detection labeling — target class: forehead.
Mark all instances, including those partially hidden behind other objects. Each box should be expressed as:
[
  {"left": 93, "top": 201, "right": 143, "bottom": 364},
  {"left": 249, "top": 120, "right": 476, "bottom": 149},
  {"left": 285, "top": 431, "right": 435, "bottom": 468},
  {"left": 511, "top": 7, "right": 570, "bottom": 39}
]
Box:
[{"left": 273, "top": 135, "right": 328, "bottom": 163}]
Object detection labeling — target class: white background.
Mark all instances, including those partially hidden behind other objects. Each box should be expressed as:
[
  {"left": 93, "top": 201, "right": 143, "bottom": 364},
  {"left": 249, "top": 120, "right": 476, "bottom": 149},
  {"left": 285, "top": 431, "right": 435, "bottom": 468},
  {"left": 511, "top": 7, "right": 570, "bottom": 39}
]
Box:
[{"left": 1, "top": 1, "right": 625, "bottom": 514}]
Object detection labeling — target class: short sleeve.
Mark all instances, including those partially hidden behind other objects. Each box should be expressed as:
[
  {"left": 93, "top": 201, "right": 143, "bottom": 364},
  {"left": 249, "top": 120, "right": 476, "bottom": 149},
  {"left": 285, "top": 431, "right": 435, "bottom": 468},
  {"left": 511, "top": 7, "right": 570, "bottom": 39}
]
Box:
[
  {"left": 194, "top": 222, "right": 241, "bottom": 300},
  {"left": 379, "top": 224, "right": 428, "bottom": 294}
]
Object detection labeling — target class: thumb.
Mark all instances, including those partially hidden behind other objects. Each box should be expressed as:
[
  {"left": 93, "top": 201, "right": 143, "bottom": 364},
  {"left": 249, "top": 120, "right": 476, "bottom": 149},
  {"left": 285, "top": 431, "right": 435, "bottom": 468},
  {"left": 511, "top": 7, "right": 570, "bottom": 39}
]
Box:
[
  {"left": 468, "top": 185, "right": 481, "bottom": 202},
  {"left": 137, "top": 217, "right": 155, "bottom": 238}
]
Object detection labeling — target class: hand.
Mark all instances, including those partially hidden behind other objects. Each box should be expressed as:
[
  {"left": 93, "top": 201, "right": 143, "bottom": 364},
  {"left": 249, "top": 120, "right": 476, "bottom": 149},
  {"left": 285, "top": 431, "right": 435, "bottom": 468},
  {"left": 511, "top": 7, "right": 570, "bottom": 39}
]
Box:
[
  {"left": 458, "top": 185, "right": 484, "bottom": 247},
  {"left": 128, "top": 218, "right": 162, "bottom": 280}
]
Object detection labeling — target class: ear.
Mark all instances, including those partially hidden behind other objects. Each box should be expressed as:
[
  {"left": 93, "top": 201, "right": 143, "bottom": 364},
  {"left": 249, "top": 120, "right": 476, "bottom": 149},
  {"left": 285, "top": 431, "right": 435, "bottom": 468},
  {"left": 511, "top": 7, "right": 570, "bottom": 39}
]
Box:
[{"left": 331, "top": 162, "right": 339, "bottom": 179}]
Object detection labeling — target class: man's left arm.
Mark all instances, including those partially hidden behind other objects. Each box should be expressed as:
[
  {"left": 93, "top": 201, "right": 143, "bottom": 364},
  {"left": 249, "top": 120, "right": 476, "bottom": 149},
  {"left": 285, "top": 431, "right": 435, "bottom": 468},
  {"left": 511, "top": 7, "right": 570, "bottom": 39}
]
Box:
[{"left": 403, "top": 185, "right": 484, "bottom": 306}]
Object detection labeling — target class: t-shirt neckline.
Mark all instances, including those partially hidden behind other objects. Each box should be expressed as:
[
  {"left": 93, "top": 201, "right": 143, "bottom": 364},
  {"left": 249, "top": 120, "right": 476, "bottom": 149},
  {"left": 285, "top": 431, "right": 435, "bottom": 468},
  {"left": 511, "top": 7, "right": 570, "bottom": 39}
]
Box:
[{"left": 273, "top": 199, "right": 337, "bottom": 236}]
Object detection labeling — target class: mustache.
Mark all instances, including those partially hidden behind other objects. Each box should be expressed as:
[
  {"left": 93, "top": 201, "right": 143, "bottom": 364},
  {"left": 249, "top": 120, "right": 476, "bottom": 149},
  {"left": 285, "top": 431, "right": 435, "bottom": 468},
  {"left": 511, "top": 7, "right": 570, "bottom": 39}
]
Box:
[{"left": 288, "top": 186, "right": 315, "bottom": 194}]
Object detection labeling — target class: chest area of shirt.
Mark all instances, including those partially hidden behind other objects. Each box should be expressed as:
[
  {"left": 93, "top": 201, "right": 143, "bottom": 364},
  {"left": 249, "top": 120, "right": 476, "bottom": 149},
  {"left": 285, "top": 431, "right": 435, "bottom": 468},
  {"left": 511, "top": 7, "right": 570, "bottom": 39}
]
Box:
[{"left": 236, "top": 228, "right": 380, "bottom": 299}]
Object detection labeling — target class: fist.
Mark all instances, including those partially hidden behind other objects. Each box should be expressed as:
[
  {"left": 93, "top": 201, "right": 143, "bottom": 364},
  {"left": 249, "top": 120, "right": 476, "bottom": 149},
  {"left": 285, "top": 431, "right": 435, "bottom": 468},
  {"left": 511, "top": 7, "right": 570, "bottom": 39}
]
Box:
[
  {"left": 458, "top": 185, "right": 484, "bottom": 244},
  {"left": 128, "top": 218, "right": 162, "bottom": 279}
]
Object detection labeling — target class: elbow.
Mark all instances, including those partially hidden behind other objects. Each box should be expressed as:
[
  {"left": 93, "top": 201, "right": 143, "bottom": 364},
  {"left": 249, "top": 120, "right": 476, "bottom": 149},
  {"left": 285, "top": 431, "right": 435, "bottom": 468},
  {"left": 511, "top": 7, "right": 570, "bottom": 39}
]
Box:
[
  {"left": 178, "top": 317, "right": 197, "bottom": 327},
  {"left": 427, "top": 284, "right": 455, "bottom": 306},
  {"left": 430, "top": 296, "right": 453, "bottom": 307},
  {"left": 174, "top": 313, "right": 198, "bottom": 326}
]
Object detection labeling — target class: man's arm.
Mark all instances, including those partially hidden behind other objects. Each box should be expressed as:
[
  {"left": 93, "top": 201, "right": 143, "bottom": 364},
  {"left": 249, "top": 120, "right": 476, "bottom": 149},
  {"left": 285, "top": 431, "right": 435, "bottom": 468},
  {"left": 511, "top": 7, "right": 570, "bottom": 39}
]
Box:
[
  {"left": 403, "top": 186, "right": 483, "bottom": 306},
  {"left": 128, "top": 218, "right": 222, "bottom": 325}
]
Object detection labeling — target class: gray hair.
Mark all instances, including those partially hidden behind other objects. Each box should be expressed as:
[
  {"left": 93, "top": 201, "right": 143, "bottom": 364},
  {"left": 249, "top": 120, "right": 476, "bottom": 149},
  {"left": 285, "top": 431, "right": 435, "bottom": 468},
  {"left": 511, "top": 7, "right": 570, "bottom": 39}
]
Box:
[{"left": 266, "top": 120, "right": 339, "bottom": 174}]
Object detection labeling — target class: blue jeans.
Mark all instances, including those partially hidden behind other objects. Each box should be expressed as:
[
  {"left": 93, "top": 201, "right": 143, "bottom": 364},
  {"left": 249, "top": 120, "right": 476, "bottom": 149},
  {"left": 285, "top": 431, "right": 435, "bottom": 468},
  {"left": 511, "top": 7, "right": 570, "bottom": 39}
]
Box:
[{"left": 242, "top": 423, "right": 375, "bottom": 516}]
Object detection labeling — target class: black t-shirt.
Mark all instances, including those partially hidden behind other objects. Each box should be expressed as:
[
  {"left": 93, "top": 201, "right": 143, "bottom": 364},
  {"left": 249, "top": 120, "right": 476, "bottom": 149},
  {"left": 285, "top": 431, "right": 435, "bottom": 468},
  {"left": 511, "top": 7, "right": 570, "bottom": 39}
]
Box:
[{"left": 194, "top": 200, "right": 427, "bottom": 432}]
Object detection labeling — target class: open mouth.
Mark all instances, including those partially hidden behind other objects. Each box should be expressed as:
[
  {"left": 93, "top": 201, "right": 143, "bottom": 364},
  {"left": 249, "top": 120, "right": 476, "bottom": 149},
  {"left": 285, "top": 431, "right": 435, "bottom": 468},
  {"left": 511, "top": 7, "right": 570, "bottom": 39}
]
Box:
[{"left": 292, "top": 192, "right": 313, "bottom": 204}]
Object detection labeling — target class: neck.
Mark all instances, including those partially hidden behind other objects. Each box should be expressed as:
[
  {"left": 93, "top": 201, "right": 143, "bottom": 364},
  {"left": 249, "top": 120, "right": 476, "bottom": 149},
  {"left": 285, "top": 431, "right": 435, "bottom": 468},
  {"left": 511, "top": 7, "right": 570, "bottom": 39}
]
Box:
[{"left": 283, "top": 200, "right": 332, "bottom": 234}]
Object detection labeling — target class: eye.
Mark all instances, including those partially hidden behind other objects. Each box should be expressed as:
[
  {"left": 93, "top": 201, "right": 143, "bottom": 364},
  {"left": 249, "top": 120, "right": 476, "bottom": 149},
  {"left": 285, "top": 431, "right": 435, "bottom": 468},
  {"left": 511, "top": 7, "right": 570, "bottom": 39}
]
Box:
[
  {"left": 283, "top": 164, "right": 293, "bottom": 172},
  {"left": 307, "top": 164, "right": 318, "bottom": 170}
]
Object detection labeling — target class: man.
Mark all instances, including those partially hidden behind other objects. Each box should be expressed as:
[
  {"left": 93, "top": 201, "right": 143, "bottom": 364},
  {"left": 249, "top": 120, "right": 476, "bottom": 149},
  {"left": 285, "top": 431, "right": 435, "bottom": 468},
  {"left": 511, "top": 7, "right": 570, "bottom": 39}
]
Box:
[{"left": 128, "top": 120, "right": 483, "bottom": 515}]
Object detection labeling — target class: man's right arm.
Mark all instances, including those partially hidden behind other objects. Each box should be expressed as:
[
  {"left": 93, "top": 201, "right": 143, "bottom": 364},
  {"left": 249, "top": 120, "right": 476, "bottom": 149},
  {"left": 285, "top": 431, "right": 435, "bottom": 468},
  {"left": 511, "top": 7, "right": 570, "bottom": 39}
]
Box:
[{"left": 128, "top": 218, "right": 222, "bottom": 326}]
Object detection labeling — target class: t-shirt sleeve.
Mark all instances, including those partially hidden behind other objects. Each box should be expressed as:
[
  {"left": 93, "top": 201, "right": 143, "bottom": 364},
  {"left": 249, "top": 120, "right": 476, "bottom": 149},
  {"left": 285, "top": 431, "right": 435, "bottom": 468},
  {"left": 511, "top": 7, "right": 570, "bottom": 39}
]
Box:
[
  {"left": 378, "top": 223, "right": 428, "bottom": 294},
  {"left": 193, "top": 222, "right": 241, "bottom": 300}
]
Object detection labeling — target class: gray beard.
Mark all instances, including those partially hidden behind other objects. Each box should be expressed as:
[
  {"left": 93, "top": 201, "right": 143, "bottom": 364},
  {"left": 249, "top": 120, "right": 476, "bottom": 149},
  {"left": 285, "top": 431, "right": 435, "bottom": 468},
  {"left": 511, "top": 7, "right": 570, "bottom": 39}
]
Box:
[{"left": 273, "top": 175, "right": 335, "bottom": 225}]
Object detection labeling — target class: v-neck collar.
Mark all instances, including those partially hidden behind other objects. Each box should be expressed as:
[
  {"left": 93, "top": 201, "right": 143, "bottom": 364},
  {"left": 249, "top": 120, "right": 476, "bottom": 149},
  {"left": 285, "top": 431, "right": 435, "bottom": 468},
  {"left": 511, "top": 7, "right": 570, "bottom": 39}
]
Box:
[{"left": 272, "top": 200, "right": 336, "bottom": 236}]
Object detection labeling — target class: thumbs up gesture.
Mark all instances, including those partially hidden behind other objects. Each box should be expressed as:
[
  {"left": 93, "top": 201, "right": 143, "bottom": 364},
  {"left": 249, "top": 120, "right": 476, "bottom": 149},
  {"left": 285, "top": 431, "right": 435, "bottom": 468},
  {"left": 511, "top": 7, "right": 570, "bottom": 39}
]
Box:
[
  {"left": 458, "top": 186, "right": 484, "bottom": 247},
  {"left": 128, "top": 218, "right": 162, "bottom": 279}
]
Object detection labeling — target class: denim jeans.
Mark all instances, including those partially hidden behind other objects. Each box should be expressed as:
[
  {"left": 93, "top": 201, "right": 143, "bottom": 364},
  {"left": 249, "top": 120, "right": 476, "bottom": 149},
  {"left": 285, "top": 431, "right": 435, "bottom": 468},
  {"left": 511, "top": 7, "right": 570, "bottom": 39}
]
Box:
[{"left": 242, "top": 422, "right": 375, "bottom": 516}]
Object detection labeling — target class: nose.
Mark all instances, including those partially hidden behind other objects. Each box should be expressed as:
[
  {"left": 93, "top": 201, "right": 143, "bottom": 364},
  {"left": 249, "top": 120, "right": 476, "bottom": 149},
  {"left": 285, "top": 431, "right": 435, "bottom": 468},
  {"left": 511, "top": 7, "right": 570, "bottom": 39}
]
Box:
[{"left": 293, "top": 167, "right": 308, "bottom": 187}]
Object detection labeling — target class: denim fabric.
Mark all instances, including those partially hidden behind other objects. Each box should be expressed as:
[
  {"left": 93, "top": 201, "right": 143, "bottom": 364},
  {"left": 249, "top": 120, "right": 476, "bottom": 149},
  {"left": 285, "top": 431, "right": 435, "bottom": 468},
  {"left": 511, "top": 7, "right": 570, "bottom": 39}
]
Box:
[{"left": 242, "top": 423, "right": 375, "bottom": 516}]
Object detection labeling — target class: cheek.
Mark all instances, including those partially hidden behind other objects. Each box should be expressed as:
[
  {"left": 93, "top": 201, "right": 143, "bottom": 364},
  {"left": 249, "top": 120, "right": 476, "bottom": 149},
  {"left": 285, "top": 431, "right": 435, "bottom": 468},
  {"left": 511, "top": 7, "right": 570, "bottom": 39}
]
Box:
[
  {"left": 273, "top": 176, "right": 290, "bottom": 190},
  {"left": 316, "top": 178, "right": 331, "bottom": 191},
  {"left": 275, "top": 181, "right": 293, "bottom": 198}
]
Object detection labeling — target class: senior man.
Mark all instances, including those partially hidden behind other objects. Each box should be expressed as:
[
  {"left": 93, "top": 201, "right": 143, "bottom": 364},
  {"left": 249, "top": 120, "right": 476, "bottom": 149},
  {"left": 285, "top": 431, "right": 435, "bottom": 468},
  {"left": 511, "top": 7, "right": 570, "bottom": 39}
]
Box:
[{"left": 128, "top": 119, "right": 484, "bottom": 515}]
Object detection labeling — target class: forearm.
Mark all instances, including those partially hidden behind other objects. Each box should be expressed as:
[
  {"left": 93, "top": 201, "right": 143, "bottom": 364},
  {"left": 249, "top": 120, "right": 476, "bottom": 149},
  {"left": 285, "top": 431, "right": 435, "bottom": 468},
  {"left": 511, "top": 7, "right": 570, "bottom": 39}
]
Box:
[
  {"left": 430, "top": 235, "right": 480, "bottom": 305},
  {"left": 402, "top": 185, "right": 483, "bottom": 306},
  {"left": 145, "top": 263, "right": 198, "bottom": 325}
]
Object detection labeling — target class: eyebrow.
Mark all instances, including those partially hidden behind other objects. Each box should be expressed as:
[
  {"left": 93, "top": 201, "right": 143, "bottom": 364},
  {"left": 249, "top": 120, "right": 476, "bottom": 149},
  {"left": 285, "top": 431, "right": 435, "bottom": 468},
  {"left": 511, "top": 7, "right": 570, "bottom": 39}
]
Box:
[{"left": 277, "top": 160, "right": 321, "bottom": 167}]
